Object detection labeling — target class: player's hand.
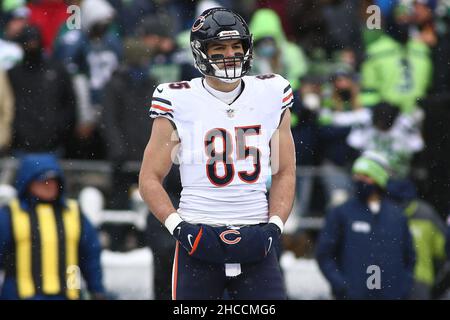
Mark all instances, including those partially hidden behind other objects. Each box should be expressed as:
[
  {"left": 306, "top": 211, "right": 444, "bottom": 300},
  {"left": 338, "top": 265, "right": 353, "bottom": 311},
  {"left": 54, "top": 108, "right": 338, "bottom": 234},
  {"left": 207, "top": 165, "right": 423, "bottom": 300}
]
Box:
[
  {"left": 172, "top": 221, "right": 226, "bottom": 263},
  {"left": 260, "top": 222, "right": 282, "bottom": 256},
  {"left": 218, "top": 222, "right": 282, "bottom": 264},
  {"left": 165, "top": 213, "right": 284, "bottom": 264}
]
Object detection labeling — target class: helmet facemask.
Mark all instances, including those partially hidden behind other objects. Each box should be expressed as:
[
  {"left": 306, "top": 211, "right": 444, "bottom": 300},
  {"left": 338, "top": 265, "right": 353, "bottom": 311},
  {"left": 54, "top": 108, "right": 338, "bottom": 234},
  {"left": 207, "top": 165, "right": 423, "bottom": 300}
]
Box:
[
  {"left": 192, "top": 35, "right": 253, "bottom": 82},
  {"left": 210, "top": 53, "right": 245, "bottom": 82}
]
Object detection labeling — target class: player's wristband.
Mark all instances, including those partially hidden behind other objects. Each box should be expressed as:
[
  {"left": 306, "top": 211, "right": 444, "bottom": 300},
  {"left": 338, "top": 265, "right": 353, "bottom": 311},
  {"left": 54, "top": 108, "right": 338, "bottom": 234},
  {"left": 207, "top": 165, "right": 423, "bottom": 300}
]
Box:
[
  {"left": 164, "top": 212, "right": 183, "bottom": 235},
  {"left": 269, "top": 215, "right": 284, "bottom": 234}
]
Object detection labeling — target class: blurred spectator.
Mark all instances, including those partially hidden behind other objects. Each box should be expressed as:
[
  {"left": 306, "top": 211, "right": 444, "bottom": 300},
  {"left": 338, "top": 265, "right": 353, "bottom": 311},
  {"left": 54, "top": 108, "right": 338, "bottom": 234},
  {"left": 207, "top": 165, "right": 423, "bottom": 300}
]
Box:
[
  {"left": 287, "top": 0, "right": 364, "bottom": 64},
  {"left": 0, "top": 6, "right": 28, "bottom": 70},
  {"left": 107, "top": 0, "right": 205, "bottom": 36},
  {"left": 291, "top": 76, "right": 321, "bottom": 218},
  {"left": 2, "top": 0, "right": 25, "bottom": 13},
  {"left": 249, "top": 8, "right": 308, "bottom": 90},
  {"left": 101, "top": 38, "right": 156, "bottom": 209},
  {"left": 410, "top": 0, "right": 438, "bottom": 47},
  {"left": 53, "top": 0, "right": 122, "bottom": 159},
  {"left": 158, "top": 0, "right": 199, "bottom": 35},
  {"left": 229, "top": 0, "right": 257, "bottom": 22},
  {"left": 359, "top": 2, "right": 433, "bottom": 113},
  {"left": 2, "top": 4, "right": 29, "bottom": 40},
  {"left": 321, "top": 65, "right": 362, "bottom": 118},
  {"left": 0, "top": 153, "right": 105, "bottom": 299},
  {"left": 137, "top": 13, "right": 199, "bottom": 84},
  {"left": 387, "top": 178, "right": 447, "bottom": 299},
  {"left": 293, "top": 65, "right": 364, "bottom": 218},
  {"left": 419, "top": 4, "right": 450, "bottom": 219},
  {"left": 447, "top": 215, "right": 450, "bottom": 260},
  {"left": 435, "top": 214, "right": 450, "bottom": 299},
  {"left": 256, "top": 0, "right": 292, "bottom": 36},
  {"left": 316, "top": 66, "right": 364, "bottom": 208},
  {"left": 0, "top": 69, "right": 14, "bottom": 155},
  {"left": 286, "top": 0, "right": 327, "bottom": 55},
  {"left": 347, "top": 102, "right": 424, "bottom": 178},
  {"left": 316, "top": 152, "right": 416, "bottom": 299},
  {"left": 105, "top": 0, "right": 155, "bottom": 37},
  {"left": 27, "top": 0, "right": 69, "bottom": 54},
  {"left": 8, "top": 25, "right": 76, "bottom": 156},
  {"left": 375, "top": 0, "right": 399, "bottom": 17},
  {"left": 322, "top": 0, "right": 363, "bottom": 56},
  {"left": 359, "top": 0, "right": 385, "bottom": 51},
  {"left": 0, "top": 38, "right": 23, "bottom": 70}
]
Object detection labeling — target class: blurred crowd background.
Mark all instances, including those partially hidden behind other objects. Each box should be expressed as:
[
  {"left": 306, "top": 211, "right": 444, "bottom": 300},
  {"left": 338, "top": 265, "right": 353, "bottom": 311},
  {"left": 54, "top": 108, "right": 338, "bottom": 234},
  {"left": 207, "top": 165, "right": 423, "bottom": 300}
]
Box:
[{"left": 0, "top": 0, "right": 450, "bottom": 299}]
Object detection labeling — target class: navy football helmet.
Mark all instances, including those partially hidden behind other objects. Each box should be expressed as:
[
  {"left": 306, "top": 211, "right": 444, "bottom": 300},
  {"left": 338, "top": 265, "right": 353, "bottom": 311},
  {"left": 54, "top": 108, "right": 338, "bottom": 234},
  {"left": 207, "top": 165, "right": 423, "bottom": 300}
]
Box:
[{"left": 190, "top": 8, "right": 253, "bottom": 81}]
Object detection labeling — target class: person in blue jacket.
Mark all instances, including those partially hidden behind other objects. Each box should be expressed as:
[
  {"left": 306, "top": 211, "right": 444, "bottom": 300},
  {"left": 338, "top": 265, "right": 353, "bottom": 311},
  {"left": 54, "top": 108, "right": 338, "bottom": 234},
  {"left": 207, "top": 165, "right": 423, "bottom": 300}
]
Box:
[
  {"left": 316, "top": 151, "right": 416, "bottom": 299},
  {"left": 0, "top": 153, "right": 105, "bottom": 300}
]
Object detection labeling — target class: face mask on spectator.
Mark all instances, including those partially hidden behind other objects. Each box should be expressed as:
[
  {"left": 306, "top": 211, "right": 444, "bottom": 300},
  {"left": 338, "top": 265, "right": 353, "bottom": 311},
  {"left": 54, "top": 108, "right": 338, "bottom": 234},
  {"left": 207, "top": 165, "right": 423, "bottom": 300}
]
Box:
[
  {"left": 13, "top": 25, "right": 43, "bottom": 65},
  {"left": 372, "top": 102, "right": 400, "bottom": 131},
  {"left": 337, "top": 88, "right": 352, "bottom": 102},
  {"left": 24, "top": 46, "right": 43, "bottom": 65},
  {"left": 257, "top": 43, "right": 277, "bottom": 58},
  {"left": 89, "top": 21, "right": 110, "bottom": 39},
  {"left": 255, "top": 37, "right": 277, "bottom": 58},
  {"left": 354, "top": 180, "right": 380, "bottom": 202},
  {"left": 391, "top": 22, "right": 411, "bottom": 44}
]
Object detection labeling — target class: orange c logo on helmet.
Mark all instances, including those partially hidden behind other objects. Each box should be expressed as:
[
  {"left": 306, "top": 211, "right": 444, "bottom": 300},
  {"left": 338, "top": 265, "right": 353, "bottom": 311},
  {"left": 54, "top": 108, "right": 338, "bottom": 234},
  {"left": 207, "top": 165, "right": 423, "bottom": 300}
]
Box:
[
  {"left": 192, "top": 16, "right": 205, "bottom": 32},
  {"left": 219, "top": 229, "right": 241, "bottom": 245}
]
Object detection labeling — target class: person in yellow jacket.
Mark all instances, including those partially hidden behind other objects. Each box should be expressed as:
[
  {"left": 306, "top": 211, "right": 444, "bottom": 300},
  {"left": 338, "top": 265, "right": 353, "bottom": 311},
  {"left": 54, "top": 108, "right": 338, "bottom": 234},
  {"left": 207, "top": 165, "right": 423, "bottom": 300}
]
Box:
[
  {"left": 359, "top": 3, "right": 433, "bottom": 113},
  {"left": 0, "top": 153, "right": 105, "bottom": 299},
  {"left": 387, "top": 178, "right": 446, "bottom": 299}
]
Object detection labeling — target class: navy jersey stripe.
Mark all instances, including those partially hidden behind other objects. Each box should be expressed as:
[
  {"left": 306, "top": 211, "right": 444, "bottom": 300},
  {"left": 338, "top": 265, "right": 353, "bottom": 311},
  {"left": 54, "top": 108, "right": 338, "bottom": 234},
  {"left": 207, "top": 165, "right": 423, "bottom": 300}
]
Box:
[
  {"left": 283, "top": 84, "right": 291, "bottom": 93},
  {"left": 152, "top": 97, "right": 172, "bottom": 106},
  {"left": 149, "top": 110, "right": 174, "bottom": 119}
]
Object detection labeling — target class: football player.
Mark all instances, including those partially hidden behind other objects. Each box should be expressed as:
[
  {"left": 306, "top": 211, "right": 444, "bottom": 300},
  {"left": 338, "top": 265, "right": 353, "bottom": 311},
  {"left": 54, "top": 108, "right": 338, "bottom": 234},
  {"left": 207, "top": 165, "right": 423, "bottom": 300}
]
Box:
[{"left": 139, "top": 7, "right": 296, "bottom": 300}]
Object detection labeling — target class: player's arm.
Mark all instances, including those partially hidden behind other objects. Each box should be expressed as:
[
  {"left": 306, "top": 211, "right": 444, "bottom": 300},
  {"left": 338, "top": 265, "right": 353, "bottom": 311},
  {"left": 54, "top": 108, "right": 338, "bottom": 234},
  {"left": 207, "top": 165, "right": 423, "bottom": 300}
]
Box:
[
  {"left": 269, "top": 108, "right": 296, "bottom": 226},
  {"left": 139, "top": 116, "right": 226, "bottom": 263},
  {"left": 139, "top": 117, "right": 179, "bottom": 224}
]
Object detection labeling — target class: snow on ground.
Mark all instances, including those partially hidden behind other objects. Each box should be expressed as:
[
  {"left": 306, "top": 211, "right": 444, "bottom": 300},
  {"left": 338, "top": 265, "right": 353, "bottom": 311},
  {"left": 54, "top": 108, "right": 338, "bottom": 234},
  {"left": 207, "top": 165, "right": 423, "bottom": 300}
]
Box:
[
  {"left": 101, "top": 248, "right": 154, "bottom": 300},
  {"left": 280, "top": 251, "right": 331, "bottom": 300}
]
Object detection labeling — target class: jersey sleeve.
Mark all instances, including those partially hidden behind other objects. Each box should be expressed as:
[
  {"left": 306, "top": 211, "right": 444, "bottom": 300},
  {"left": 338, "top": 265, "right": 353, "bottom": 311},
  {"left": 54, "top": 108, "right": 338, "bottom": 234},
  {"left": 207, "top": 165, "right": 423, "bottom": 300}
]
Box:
[
  {"left": 149, "top": 84, "right": 175, "bottom": 121},
  {"left": 279, "top": 76, "right": 294, "bottom": 111}
]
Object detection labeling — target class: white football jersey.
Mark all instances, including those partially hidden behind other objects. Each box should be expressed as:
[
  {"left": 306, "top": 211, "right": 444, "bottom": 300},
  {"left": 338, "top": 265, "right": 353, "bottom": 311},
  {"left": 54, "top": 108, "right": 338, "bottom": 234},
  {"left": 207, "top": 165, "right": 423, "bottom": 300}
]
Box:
[{"left": 149, "top": 74, "right": 293, "bottom": 226}]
